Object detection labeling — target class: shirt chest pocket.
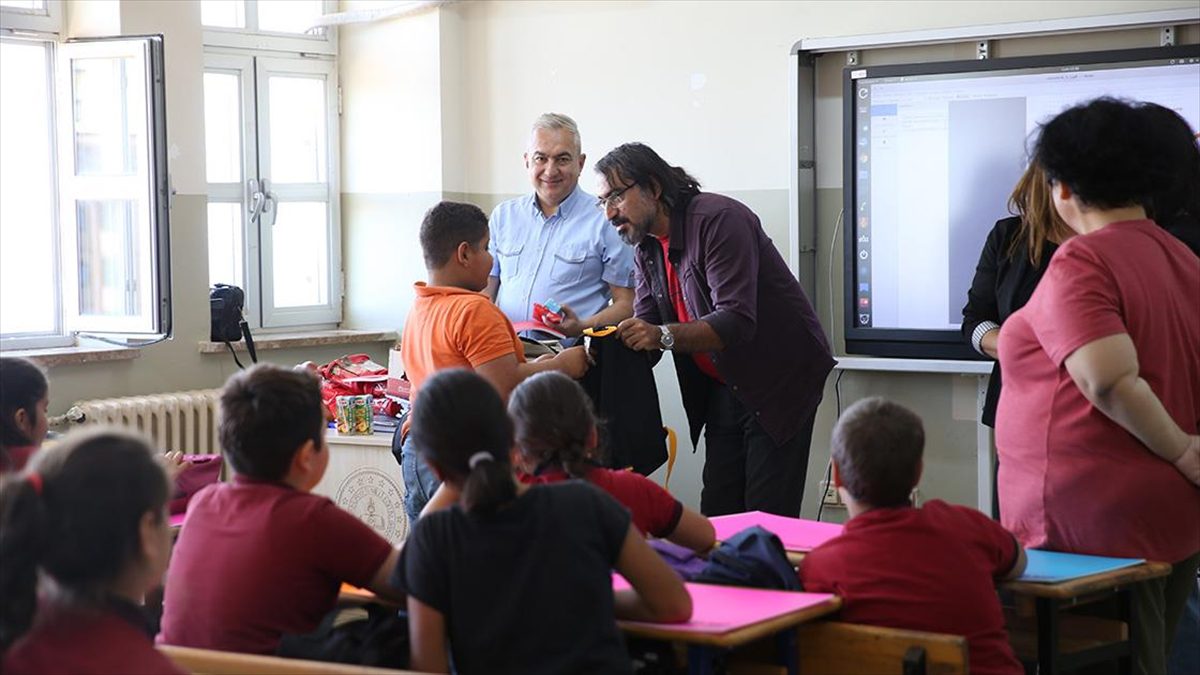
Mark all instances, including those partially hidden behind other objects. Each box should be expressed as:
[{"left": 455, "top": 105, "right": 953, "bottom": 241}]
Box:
[
  {"left": 495, "top": 242, "right": 524, "bottom": 280},
  {"left": 550, "top": 245, "right": 592, "bottom": 285}
]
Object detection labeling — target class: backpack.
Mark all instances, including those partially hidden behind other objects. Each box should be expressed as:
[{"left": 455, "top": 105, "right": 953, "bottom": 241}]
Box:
[
  {"left": 276, "top": 602, "right": 409, "bottom": 669},
  {"left": 649, "top": 539, "right": 709, "bottom": 581},
  {"left": 209, "top": 284, "right": 257, "bottom": 368},
  {"left": 693, "top": 525, "right": 801, "bottom": 591}
]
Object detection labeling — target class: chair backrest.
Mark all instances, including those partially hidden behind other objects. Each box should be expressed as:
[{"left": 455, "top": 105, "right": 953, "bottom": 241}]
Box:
[
  {"left": 796, "top": 621, "right": 969, "bottom": 675},
  {"left": 158, "top": 645, "right": 417, "bottom": 675}
]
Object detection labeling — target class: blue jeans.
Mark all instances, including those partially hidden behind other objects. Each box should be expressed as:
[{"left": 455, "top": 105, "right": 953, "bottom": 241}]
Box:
[{"left": 399, "top": 434, "right": 441, "bottom": 528}]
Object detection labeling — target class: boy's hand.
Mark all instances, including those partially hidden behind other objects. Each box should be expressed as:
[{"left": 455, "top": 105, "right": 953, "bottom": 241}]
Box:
[
  {"left": 550, "top": 303, "right": 585, "bottom": 337},
  {"left": 159, "top": 450, "right": 189, "bottom": 483},
  {"left": 552, "top": 346, "right": 591, "bottom": 379}
]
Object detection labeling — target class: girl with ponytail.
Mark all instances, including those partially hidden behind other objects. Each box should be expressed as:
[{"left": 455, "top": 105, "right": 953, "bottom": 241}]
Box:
[
  {"left": 395, "top": 369, "right": 691, "bottom": 674},
  {"left": 0, "top": 357, "right": 50, "bottom": 475},
  {"left": 510, "top": 371, "right": 715, "bottom": 553},
  {"left": 0, "top": 429, "right": 182, "bottom": 674}
]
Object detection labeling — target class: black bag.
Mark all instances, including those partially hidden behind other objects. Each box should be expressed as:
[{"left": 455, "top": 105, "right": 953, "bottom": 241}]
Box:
[
  {"left": 693, "top": 525, "right": 802, "bottom": 591},
  {"left": 209, "top": 283, "right": 257, "bottom": 367},
  {"left": 276, "top": 602, "right": 410, "bottom": 669}
]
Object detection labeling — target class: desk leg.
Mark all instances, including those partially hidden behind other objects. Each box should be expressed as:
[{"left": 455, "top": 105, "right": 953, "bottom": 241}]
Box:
[
  {"left": 687, "top": 644, "right": 715, "bottom": 675},
  {"left": 1037, "top": 597, "right": 1060, "bottom": 675},
  {"left": 1118, "top": 587, "right": 1134, "bottom": 675},
  {"left": 777, "top": 629, "right": 799, "bottom": 675}
]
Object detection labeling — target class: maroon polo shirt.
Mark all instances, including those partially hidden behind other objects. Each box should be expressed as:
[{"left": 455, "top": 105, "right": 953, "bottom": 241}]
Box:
[
  {"left": 5, "top": 598, "right": 184, "bottom": 675},
  {"left": 528, "top": 464, "right": 683, "bottom": 538},
  {"left": 801, "top": 500, "right": 1023, "bottom": 675},
  {"left": 158, "top": 477, "right": 392, "bottom": 654}
]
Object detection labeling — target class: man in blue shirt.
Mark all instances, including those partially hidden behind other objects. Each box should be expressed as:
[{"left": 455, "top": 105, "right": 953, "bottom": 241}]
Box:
[{"left": 487, "top": 113, "right": 635, "bottom": 338}]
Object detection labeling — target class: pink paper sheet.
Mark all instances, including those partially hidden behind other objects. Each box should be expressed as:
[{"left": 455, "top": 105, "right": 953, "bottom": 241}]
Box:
[
  {"left": 710, "top": 511, "right": 843, "bottom": 552},
  {"left": 613, "top": 575, "right": 836, "bottom": 634},
  {"left": 168, "top": 512, "right": 186, "bottom": 528}
]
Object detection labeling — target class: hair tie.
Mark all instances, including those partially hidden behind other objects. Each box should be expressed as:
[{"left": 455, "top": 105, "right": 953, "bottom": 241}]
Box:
[
  {"left": 26, "top": 472, "right": 43, "bottom": 496},
  {"left": 468, "top": 452, "right": 493, "bottom": 469}
]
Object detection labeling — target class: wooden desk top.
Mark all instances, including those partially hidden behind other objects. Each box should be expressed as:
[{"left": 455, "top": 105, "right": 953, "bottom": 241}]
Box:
[{"left": 1001, "top": 561, "right": 1171, "bottom": 599}]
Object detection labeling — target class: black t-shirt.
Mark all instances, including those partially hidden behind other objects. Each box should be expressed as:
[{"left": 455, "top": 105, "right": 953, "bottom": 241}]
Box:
[{"left": 393, "top": 481, "right": 633, "bottom": 675}]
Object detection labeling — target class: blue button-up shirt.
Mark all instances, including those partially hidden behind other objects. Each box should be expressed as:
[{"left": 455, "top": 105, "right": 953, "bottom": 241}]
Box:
[{"left": 489, "top": 185, "right": 635, "bottom": 324}]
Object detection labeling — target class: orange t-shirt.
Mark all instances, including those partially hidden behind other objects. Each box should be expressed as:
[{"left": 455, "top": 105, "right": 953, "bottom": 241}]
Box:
[{"left": 401, "top": 282, "right": 525, "bottom": 404}]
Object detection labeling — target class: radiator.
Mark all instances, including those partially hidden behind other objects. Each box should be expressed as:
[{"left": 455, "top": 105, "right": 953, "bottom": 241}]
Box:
[{"left": 70, "top": 390, "right": 223, "bottom": 455}]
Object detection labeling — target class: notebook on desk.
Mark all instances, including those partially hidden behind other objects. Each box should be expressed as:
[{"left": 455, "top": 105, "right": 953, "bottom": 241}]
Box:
[
  {"left": 613, "top": 574, "right": 837, "bottom": 634},
  {"left": 1017, "top": 549, "right": 1145, "bottom": 584},
  {"left": 710, "top": 511, "right": 844, "bottom": 552}
]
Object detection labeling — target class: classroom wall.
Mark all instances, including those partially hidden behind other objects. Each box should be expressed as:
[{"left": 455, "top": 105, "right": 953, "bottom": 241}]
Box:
[{"left": 35, "top": 0, "right": 1196, "bottom": 516}]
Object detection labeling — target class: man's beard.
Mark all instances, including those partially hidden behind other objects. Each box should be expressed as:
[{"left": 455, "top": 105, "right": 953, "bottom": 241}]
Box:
[{"left": 613, "top": 216, "right": 649, "bottom": 246}]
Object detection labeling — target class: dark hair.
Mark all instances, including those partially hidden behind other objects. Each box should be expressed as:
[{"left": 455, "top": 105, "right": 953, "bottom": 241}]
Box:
[
  {"left": 1034, "top": 97, "right": 1178, "bottom": 211},
  {"left": 1, "top": 357, "right": 49, "bottom": 452},
  {"left": 594, "top": 143, "right": 701, "bottom": 216},
  {"left": 831, "top": 397, "right": 924, "bottom": 508},
  {"left": 219, "top": 364, "right": 325, "bottom": 481},
  {"left": 419, "top": 201, "right": 489, "bottom": 269},
  {"left": 409, "top": 369, "right": 515, "bottom": 515},
  {"left": 0, "top": 429, "right": 169, "bottom": 650},
  {"left": 1140, "top": 103, "right": 1200, "bottom": 253},
  {"left": 509, "top": 371, "right": 605, "bottom": 479}
]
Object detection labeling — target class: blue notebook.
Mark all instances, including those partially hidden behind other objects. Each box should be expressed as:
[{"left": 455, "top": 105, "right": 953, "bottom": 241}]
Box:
[{"left": 1018, "top": 549, "right": 1145, "bottom": 584}]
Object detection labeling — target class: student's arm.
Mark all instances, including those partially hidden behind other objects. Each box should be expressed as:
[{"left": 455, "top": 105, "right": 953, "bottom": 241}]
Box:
[
  {"left": 407, "top": 596, "right": 450, "bottom": 673},
  {"left": 485, "top": 276, "right": 499, "bottom": 302},
  {"left": 556, "top": 285, "right": 636, "bottom": 336},
  {"left": 365, "top": 547, "right": 404, "bottom": 601},
  {"left": 474, "top": 348, "right": 590, "bottom": 399},
  {"left": 1002, "top": 543, "right": 1028, "bottom": 581},
  {"left": 420, "top": 483, "right": 460, "bottom": 518},
  {"left": 667, "top": 507, "right": 716, "bottom": 554},
  {"left": 1064, "top": 333, "right": 1198, "bottom": 483},
  {"left": 613, "top": 525, "right": 692, "bottom": 623}
]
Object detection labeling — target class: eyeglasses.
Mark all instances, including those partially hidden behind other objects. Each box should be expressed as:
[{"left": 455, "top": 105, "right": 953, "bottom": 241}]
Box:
[{"left": 595, "top": 182, "right": 638, "bottom": 212}]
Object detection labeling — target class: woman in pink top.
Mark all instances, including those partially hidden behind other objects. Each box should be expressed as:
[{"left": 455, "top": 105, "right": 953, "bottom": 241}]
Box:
[{"left": 996, "top": 98, "right": 1200, "bottom": 675}]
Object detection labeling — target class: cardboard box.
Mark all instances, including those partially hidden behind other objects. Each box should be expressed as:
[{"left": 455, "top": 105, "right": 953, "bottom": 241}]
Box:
[{"left": 386, "top": 346, "right": 410, "bottom": 399}]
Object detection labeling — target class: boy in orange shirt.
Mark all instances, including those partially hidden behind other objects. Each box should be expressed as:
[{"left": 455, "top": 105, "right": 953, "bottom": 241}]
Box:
[{"left": 399, "top": 201, "right": 589, "bottom": 523}]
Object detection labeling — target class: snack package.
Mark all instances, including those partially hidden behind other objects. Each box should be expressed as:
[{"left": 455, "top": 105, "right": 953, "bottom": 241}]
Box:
[{"left": 335, "top": 394, "right": 375, "bottom": 435}]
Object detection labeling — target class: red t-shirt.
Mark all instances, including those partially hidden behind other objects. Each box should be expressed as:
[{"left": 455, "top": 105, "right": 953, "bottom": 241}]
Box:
[
  {"left": 5, "top": 600, "right": 184, "bottom": 675},
  {"left": 158, "top": 477, "right": 393, "bottom": 654},
  {"left": 656, "top": 235, "right": 723, "bottom": 382},
  {"left": 800, "top": 501, "right": 1022, "bottom": 675},
  {"left": 528, "top": 465, "right": 684, "bottom": 538},
  {"left": 997, "top": 220, "right": 1200, "bottom": 563}
]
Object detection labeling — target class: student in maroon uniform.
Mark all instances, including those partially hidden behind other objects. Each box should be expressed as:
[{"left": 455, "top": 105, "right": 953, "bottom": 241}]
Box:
[
  {"left": 1, "top": 429, "right": 183, "bottom": 675},
  {"left": 800, "top": 397, "right": 1027, "bottom": 675},
  {"left": 509, "top": 371, "right": 714, "bottom": 552},
  {"left": 0, "top": 357, "right": 50, "bottom": 476},
  {"left": 158, "top": 364, "right": 402, "bottom": 655}
]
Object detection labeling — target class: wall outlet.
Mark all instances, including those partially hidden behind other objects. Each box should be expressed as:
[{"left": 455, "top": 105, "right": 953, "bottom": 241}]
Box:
[{"left": 819, "top": 480, "right": 843, "bottom": 507}]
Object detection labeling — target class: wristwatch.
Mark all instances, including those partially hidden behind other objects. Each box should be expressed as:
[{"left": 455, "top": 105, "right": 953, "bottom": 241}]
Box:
[{"left": 659, "top": 325, "right": 675, "bottom": 350}]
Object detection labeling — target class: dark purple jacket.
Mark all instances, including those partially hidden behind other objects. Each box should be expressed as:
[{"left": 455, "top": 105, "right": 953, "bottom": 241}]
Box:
[{"left": 634, "top": 193, "right": 834, "bottom": 447}]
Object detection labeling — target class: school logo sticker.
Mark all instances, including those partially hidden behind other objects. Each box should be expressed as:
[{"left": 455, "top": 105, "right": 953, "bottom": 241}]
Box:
[{"left": 336, "top": 468, "right": 407, "bottom": 543}]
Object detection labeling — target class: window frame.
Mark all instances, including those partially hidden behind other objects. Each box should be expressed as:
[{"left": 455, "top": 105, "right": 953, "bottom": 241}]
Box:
[
  {"left": 0, "top": 0, "right": 62, "bottom": 35},
  {"left": 202, "top": 48, "right": 342, "bottom": 331},
  {"left": 201, "top": 0, "right": 337, "bottom": 56},
  {"left": 0, "top": 32, "right": 172, "bottom": 351}
]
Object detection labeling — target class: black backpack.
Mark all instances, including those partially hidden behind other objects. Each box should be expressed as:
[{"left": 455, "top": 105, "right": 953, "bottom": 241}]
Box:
[
  {"left": 209, "top": 283, "right": 257, "bottom": 368},
  {"left": 693, "top": 525, "right": 802, "bottom": 591},
  {"left": 277, "top": 603, "right": 410, "bottom": 669}
]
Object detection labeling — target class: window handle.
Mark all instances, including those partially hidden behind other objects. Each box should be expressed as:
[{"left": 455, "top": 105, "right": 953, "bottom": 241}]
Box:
[
  {"left": 261, "top": 179, "right": 278, "bottom": 228},
  {"left": 247, "top": 179, "right": 265, "bottom": 222}
]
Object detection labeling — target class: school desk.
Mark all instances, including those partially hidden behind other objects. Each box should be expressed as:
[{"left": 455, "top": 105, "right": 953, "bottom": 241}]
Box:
[
  {"left": 613, "top": 576, "right": 841, "bottom": 675},
  {"left": 709, "top": 511, "right": 844, "bottom": 565},
  {"left": 1001, "top": 559, "right": 1171, "bottom": 675}
]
